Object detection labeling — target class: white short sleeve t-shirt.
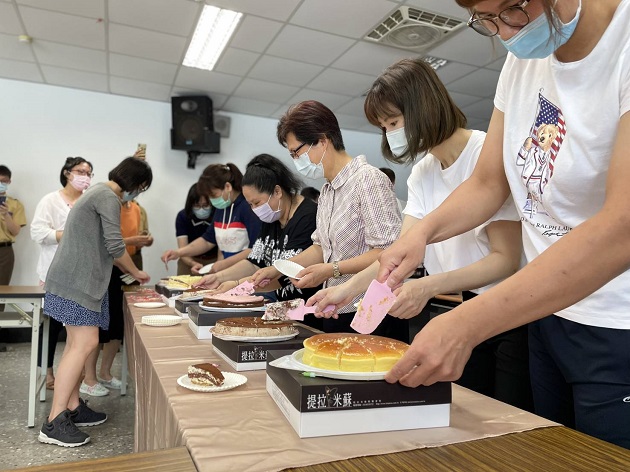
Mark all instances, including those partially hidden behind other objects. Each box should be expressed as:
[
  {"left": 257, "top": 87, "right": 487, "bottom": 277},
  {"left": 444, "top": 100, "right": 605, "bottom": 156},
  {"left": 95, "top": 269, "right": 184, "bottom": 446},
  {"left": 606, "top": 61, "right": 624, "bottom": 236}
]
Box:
[
  {"left": 404, "top": 130, "right": 520, "bottom": 294},
  {"left": 494, "top": 0, "right": 630, "bottom": 328}
]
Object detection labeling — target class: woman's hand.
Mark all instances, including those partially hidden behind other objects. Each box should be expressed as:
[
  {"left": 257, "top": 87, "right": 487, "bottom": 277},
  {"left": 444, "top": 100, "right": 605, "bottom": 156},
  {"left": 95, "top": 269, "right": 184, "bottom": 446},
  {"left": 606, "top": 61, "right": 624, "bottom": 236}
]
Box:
[
  {"left": 213, "top": 280, "right": 240, "bottom": 294},
  {"left": 292, "top": 263, "right": 333, "bottom": 289},
  {"left": 385, "top": 309, "right": 474, "bottom": 387},
  {"left": 305, "top": 284, "right": 355, "bottom": 319},
  {"left": 377, "top": 236, "right": 426, "bottom": 289},
  {"left": 388, "top": 278, "right": 435, "bottom": 319},
  {"left": 132, "top": 270, "right": 151, "bottom": 285},
  {"left": 251, "top": 266, "right": 281, "bottom": 288},
  {"left": 193, "top": 273, "right": 221, "bottom": 289},
  {"left": 190, "top": 262, "right": 203, "bottom": 275},
  {"left": 161, "top": 249, "right": 179, "bottom": 263}
]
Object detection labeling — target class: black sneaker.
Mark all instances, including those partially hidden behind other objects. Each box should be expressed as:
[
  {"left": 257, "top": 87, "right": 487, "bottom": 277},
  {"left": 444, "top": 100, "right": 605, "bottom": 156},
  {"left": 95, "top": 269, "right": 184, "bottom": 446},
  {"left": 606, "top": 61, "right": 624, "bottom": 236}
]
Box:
[
  {"left": 69, "top": 398, "right": 108, "bottom": 426},
  {"left": 39, "top": 411, "right": 90, "bottom": 447}
]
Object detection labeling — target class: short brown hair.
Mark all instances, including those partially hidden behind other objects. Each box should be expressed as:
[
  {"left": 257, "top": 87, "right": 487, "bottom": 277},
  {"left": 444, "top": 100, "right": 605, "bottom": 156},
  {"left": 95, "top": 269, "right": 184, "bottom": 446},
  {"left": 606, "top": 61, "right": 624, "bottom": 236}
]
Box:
[
  {"left": 277, "top": 100, "right": 345, "bottom": 151},
  {"left": 197, "top": 163, "right": 243, "bottom": 196},
  {"left": 364, "top": 58, "right": 466, "bottom": 165}
]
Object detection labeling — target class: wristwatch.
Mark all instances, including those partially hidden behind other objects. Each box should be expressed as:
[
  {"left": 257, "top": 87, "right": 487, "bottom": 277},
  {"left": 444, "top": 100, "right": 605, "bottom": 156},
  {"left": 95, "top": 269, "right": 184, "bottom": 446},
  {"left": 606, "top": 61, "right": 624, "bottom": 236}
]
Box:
[{"left": 332, "top": 261, "right": 341, "bottom": 279}]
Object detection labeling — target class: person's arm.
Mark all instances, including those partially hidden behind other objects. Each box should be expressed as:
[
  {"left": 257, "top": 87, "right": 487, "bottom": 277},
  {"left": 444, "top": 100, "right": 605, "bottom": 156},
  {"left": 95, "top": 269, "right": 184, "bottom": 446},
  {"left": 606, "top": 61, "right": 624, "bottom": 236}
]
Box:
[
  {"left": 378, "top": 108, "right": 512, "bottom": 287},
  {"left": 212, "top": 248, "right": 251, "bottom": 272},
  {"left": 176, "top": 236, "right": 197, "bottom": 269},
  {"left": 1, "top": 200, "right": 24, "bottom": 236},
  {"left": 162, "top": 236, "right": 215, "bottom": 262},
  {"left": 386, "top": 111, "right": 630, "bottom": 387},
  {"left": 388, "top": 220, "right": 522, "bottom": 318},
  {"left": 30, "top": 198, "right": 59, "bottom": 245},
  {"left": 307, "top": 215, "right": 419, "bottom": 313},
  {"left": 195, "top": 259, "right": 259, "bottom": 288}
]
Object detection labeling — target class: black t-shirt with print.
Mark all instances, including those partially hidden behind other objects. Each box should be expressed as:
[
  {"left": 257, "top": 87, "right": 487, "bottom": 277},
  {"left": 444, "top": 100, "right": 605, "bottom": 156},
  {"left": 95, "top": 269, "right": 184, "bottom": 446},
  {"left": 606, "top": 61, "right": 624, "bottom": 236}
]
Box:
[{"left": 248, "top": 198, "right": 320, "bottom": 302}]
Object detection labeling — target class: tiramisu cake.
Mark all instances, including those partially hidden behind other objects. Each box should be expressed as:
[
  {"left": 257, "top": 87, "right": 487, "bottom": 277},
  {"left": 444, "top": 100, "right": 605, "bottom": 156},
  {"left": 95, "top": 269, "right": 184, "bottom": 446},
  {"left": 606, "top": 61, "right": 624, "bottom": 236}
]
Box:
[
  {"left": 213, "top": 316, "right": 297, "bottom": 338},
  {"left": 187, "top": 363, "right": 225, "bottom": 386},
  {"left": 263, "top": 299, "right": 302, "bottom": 320},
  {"left": 203, "top": 293, "right": 265, "bottom": 309},
  {"left": 302, "top": 333, "right": 409, "bottom": 372}
]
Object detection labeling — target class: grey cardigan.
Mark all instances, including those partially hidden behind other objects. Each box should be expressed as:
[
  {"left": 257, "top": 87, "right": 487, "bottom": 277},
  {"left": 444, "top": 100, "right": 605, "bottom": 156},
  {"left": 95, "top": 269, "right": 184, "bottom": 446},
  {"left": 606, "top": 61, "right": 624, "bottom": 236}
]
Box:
[{"left": 45, "top": 183, "right": 126, "bottom": 312}]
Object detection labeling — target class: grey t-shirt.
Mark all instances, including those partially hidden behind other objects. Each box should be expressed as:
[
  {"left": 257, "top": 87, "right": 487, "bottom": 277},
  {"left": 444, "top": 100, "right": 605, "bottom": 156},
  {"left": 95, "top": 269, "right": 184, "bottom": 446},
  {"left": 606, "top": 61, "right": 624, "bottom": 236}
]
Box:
[{"left": 45, "top": 183, "right": 126, "bottom": 312}]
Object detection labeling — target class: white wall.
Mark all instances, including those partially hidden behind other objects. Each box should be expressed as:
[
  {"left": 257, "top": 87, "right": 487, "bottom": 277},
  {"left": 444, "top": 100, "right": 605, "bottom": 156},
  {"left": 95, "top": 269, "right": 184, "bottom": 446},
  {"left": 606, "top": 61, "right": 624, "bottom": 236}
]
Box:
[{"left": 0, "top": 78, "right": 411, "bottom": 286}]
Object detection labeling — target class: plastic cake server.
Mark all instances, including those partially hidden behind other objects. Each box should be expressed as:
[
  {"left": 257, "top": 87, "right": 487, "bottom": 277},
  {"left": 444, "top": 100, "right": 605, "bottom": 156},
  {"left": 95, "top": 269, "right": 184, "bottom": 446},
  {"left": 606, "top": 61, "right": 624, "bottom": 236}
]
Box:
[
  {"left": 265, "top": 299, "right": 335, "bottom": 321},
  {"left": 224, "top": 280, "right": 256, "bottom": 296},
  {"left": 350, "top": 280, "right": 397, "bottom": 334}
]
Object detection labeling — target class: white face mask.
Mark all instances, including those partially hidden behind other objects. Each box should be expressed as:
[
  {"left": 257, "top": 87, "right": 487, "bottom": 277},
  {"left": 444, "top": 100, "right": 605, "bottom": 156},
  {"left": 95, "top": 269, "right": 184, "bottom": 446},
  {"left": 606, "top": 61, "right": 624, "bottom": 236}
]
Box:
[
  {"left": 386, "top": 127, "right": 408, "bottom": 157},
  {"left": 292, "top": 144, "right": 326, "bottom": 180}
]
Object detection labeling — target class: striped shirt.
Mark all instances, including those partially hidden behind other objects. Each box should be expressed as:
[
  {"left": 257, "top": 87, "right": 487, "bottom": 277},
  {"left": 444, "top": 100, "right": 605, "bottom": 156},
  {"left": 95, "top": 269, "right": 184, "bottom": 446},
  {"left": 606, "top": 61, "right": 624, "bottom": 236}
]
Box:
[{"left": 313, "top": 155, "right": 401, "bottom": 313}]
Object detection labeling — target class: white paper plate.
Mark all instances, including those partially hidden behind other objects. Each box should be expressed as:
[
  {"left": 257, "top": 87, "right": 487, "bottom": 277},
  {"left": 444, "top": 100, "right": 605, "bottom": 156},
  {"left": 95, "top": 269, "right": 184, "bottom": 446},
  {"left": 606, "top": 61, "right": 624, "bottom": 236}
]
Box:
[
  {"left": 176, "top": 372, "right": 247, "bottom": 392},
  {"left": 198, "top": 301, "right": 266, "bottom": 313},
  {"left": 141, "top": 315, "right": 182, "bottom": 327},
  {"left": 273, "top": 260, "right": 304, "bottom": 280},
  {"left": 198, "top": 263, "right": 214, "bottom": 275},
  {"left": 134, "top": 301, "right": 167, "bottom": 309},
  {"left": 290, "top": 349, "right": 387, "bottom": 381},
  {"left": 210, "top": 327, "right": 299, "bottom": 343}
]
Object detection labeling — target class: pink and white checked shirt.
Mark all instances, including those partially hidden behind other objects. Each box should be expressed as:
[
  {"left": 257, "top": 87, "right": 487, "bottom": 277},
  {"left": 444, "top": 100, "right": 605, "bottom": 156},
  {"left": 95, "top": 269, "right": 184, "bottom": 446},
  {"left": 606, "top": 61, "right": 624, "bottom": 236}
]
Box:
[{"left": 312, "top": 155, "right": 401, "bottom": 313}]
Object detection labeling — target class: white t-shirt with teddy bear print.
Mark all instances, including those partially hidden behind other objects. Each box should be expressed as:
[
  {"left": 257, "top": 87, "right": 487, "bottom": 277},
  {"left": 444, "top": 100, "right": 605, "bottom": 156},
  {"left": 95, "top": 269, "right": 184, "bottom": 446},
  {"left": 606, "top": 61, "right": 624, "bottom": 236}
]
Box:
[
  {"left": 494, "top": 0, "right": 630, "bottom": 329},
  {"left": 404, "top": 130, "right": 521, "bottom": 295}
]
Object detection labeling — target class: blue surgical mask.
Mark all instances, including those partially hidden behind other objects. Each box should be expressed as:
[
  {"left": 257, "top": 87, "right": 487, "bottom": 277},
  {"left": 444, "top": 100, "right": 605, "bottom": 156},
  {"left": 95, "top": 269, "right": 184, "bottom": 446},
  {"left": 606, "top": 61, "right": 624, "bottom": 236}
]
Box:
[
  {"left": 0, "top": 182, "right": 8, "bottom": 194},
  {"left": 122, "top": 190, "right": 139, "bottom": 202},
  {"left": 193, "top": 206, "right": 211, "bottom": 220},
  {"left": 292, "top": 144, "right": 326, "bottom": 180},
  {"left": 252, "top": 194, "right": 282, "bottom": 223},
  {"left": 210, "top": 189, "right": 232, "bottom": 209},
  {"left": 386, "top": 127, "right": 408, "bottom": 157},
  {"left": 500, "top": 0, "right": 581, "bottom": 59}
]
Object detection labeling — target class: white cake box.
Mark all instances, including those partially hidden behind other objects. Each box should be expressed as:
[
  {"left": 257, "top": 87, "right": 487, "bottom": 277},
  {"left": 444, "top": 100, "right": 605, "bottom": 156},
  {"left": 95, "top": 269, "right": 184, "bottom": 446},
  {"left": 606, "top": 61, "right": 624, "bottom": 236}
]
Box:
[{"left": 265, "top": 349, "right": 451, "bottom": 438}]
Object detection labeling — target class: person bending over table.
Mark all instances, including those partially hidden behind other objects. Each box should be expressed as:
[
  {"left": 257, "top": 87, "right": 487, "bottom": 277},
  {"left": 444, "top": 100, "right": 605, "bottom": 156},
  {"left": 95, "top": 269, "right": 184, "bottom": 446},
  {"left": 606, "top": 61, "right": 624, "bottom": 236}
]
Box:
[
  {"left": 251, "top": 100, "right": 406, "bottom": 342},
  {"left": 162, "top": 163, "right": 261, "bottom": 274},
  {"left": 307, "top": 58, "right": 531, "bottom": 411},
  {"left": 39, "top": 157, "right": 151, "bottom": 448},
  {"left": 376, "top": 0, "right": 630, "bottom": 449}
]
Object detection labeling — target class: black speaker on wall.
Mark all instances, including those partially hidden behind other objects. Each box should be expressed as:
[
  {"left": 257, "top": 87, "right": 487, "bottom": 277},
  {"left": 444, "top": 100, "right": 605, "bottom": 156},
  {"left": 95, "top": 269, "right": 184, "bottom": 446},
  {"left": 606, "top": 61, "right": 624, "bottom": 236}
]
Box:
[{"left": 170, "top": 96, "right": 220, "bottom": 167}]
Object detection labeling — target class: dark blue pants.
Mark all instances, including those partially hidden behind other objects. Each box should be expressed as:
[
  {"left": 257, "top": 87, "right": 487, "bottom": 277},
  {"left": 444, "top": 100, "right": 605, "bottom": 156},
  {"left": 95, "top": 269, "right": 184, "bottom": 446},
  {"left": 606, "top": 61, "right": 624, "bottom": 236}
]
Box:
[{"left": 529, "top": 315, "right": 630, "bottom": 449}]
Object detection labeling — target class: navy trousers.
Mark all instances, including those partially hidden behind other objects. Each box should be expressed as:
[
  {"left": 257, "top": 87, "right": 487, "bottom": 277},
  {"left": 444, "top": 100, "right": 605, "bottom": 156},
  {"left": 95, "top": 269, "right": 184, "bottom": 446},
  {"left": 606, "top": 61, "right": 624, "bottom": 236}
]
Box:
[{"left": 529, "top": 315, "right": 630, "bottom": 449}]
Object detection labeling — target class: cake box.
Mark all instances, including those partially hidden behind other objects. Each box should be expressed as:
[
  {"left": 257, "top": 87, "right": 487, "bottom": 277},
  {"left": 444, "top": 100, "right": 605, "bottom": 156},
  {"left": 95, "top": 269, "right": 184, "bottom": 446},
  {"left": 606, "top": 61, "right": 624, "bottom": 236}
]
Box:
[
  {"left": 212, "top": 325, "right": 320, "bottom": 371},
  {"left": 265, "top": 349, "right": 451, "bottom": 438},
  {"left": 187, "top": 305, "right": 266, "bottom": 340},
  {"left": 174, "top": 298, "right": 201, "bottom": 318},
  {"left": 154, "top": 282, "right": 187, "bottom": 298}
]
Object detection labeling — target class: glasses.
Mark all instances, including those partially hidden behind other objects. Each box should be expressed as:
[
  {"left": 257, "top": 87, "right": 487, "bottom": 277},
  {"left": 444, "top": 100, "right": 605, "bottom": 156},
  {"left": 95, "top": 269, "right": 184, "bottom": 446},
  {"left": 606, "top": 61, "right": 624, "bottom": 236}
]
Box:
[
  {"left": 71, "top": 169, "right": 94, "bottom": 178},
  {"left": 467, "top": 0, "right": 530, "bottom": 37},
  {"left": 288, "top": 142, "right": 308, "bottom": 159}
]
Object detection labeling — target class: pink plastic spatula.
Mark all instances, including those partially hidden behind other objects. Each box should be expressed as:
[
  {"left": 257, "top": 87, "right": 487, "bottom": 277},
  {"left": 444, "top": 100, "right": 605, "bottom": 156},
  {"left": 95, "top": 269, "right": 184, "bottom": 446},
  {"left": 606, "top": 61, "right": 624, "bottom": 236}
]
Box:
[
  {"left": 265, "top": 299, "right": 335, "bottom": 321},
  {"left": 224, "top": 280, "right": 256, "bottom": 296},
  {"left": 350, "top": 280, "right": 397, "bottom": 334}
]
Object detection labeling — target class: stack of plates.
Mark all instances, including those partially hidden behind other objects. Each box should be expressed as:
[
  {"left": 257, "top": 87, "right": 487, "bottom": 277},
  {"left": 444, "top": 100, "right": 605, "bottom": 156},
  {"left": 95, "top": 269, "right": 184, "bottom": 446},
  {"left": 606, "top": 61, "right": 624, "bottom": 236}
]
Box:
[{"left": 141, "top": 315, "right": 182, "bottom": 327}]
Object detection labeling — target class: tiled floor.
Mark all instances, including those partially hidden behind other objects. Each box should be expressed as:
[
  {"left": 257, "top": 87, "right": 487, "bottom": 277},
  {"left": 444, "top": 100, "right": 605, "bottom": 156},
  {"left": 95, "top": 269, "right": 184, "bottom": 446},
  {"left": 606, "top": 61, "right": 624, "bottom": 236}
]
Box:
[{"left": 0, "top": 342, "right": 135, "bottom": 470}]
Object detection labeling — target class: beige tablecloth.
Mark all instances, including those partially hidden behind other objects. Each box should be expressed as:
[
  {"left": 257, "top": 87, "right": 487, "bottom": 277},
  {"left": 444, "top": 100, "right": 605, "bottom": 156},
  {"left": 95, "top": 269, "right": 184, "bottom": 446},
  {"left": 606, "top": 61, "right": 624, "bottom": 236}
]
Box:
[{"left": 124, "top": 294, "right": 557, "bottom": 472}]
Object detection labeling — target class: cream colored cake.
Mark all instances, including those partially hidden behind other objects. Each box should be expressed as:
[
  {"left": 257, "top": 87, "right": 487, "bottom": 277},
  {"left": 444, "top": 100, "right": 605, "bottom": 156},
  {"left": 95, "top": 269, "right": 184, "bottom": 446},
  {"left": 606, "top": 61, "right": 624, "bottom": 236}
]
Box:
[
  {"left": 302, "top": 333, "right": 409, "bottom": 372},
  {"left": 213, "top": 316, "right": 297, "bottom": 337}
]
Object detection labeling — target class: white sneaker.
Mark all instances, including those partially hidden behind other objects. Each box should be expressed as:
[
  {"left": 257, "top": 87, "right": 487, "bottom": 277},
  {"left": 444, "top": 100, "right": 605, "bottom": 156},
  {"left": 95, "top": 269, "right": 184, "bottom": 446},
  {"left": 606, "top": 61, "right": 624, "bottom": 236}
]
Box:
[
  {"left": 98, "top": 376, "right": 123, "bottom": 390},
  {"left": 79, "top": 381, "right": 110, "bottom": 397}
]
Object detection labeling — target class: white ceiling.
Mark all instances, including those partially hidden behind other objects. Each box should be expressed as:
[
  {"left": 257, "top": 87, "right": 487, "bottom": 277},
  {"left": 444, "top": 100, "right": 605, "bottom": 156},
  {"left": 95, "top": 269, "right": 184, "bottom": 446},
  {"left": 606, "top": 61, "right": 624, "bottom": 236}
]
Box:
[{"left": 0, "top": 0, "right": 506, "bottom": 133}]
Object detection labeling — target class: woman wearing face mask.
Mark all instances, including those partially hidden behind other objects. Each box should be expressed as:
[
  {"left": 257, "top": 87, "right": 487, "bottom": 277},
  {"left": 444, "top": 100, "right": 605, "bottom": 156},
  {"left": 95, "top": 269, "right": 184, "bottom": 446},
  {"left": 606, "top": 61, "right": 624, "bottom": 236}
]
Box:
[
  {"left": 162, "top": 163, "right": 261, "bottom": 275},
  {"left": 307, "top": 58, "right": 531, "bottom": 411},
  {"left": 39, "top": 157, "right": 151, "bottom": 447},
  {"left": 31, "top": 157, "right": 96, "bottom": 391},
  {"left": 197, "top": 155, "right": 321, "bottom": 318},
  {"left": 173, "top": 183, "right": 219, "bottom": 275},
  {"left": 377, "top": 0, "right": 630, "bottom": 448},
  {"left": 251, "top": 100, "right": 406, "bottom": 341}
]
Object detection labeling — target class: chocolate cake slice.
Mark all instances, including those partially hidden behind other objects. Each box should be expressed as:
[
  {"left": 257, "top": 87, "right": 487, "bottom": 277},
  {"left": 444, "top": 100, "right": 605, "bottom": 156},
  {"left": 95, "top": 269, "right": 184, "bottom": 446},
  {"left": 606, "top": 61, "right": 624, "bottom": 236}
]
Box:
[{"left": 188, "top": 363, "right": 225, "bottom": 386}]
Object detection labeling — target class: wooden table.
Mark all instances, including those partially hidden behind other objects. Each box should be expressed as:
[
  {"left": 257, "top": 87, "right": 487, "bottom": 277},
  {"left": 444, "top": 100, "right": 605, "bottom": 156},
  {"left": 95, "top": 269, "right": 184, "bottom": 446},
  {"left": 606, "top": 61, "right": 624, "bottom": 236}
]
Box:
[
  {"left": 288, "top": 426, "right": 630, "bottom": 471},
  {"left": 11, "top": 446, "right": 196, "bottom": 472},
  {"left": 0, "top": 285, "right": 47, "bottom": 427}
]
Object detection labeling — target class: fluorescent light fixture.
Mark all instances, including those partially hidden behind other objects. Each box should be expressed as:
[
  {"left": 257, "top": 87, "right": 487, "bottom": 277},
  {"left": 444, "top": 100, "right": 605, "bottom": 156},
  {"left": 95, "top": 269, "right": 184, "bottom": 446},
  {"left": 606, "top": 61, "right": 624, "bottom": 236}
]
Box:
[{"left": 183, "top": 5, "right": 243, "bottom": 71}]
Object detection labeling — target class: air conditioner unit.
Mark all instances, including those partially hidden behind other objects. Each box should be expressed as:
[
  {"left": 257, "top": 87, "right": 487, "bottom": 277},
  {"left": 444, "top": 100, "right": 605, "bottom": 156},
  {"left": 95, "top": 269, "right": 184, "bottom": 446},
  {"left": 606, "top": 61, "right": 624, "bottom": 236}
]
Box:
[{"left": 365, "top": 7, "right": 465, "bottom": 52}]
